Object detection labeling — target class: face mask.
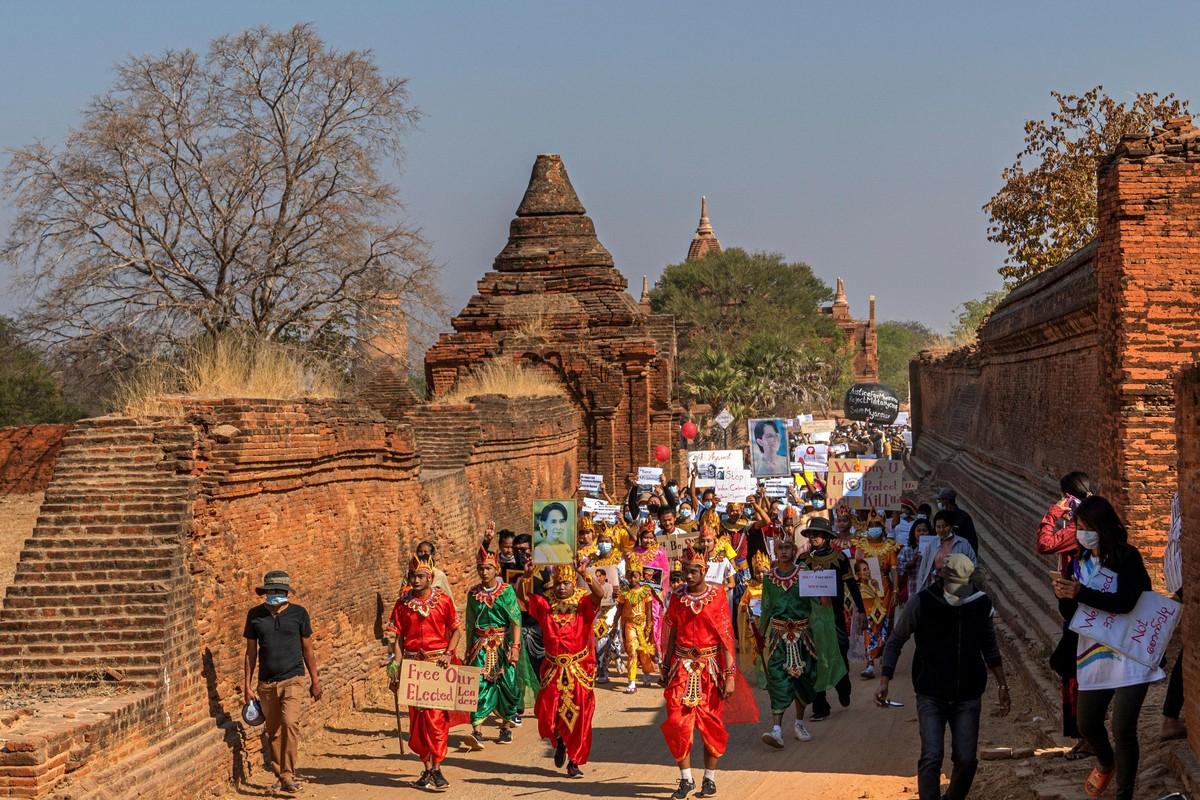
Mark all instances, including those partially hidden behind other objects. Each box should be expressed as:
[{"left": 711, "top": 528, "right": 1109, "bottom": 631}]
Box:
[
  {"left": 936, "top": 501, "right": 946, "bottom": 511},
  {"left": 1076, "top": 528, "right": 1100, "bottom": 550},
  {"left": 867, "top": 526, "right": 885, "bottom": 539},
  {"left": 943, "top": 591, "right": 963, "bottom": 606},
  {"left": 744, "top": 508, "right": 754, "bottom": 519},
  {"left": 679, "top": 509, "right": 693, "bottom": 520},
  {"left": 623, "top": 512, "right": 634, "bottom": 522},
  {"left": 597, "top": 542, "right": 613, "bottom": 555},
  {"left": 265, "top": 594, "right": 288, "bottom": 607},
  {"left": 812, "top": 499, "right": 826, "bottom": 510},
  {"left": 700, "top": 502, "right": 713, "bottom": 511}
]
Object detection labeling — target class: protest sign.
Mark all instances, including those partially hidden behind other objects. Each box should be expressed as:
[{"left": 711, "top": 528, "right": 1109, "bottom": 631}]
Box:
[
  {"left": 657, "top": 532, "right": 693, "bottom": 560},
  {"left": 795, "top": 443, "right": 829, "bottom": 473},
  {"left": 532, "top": 499, "right": 576, "bottom": 565},
  {"left": 828, "top": 458, "right": 877, "bottom": 504},
  {"left": 585, "top": 502, "right": 620, "bottom": 524},
  {"left": 397, "top": 661, "right": 481, "bottom": 712},
  {"left": 715, "top": 468, "right": 756, "bottom": 500},
  {"left": 748, "top": 418, "right": 790, "bottom": 477},
  {"left": 587, "top": 567, "right": 618, "bottom": 606},
  {"left": 1070, "top": 589, "right": 1181, "bottom": 668},
  {"left": 828, "top": 442, "right": 849, "bottom": 455},
  {"left": 903, "top": 431, "right": 913, "bottom": 449},
  {"left": 903, "top": 479, "right": 919, "bottom": 492},
  {"left": 796, "top": 413, "right": 814, "bottom": 425},
  {"left": 637, "top": 466, "right": 663, "bottom": 489},
  {"left": 763, "top": 478, "right": 792, "bottom": 498},
  {"left": 688, "top": 450, "right": 744, "bottom": 488},
  {"left": 829, "top": 458, "right": 902, "bottom": 510},
  {"left": 579, "top": 473, "right": 604, "bottom": 493},
  {"left": 800, "top": 419, "right": 837, "bottom": 435},
  {"left": 844, "top": 383, "right": 900, "bottom": 424},
  {"left": 894, "top": 411, "right": 910, "bottom": 427},
  {"left": 799, "top": 570, "right": 838, "bottom": 597}
]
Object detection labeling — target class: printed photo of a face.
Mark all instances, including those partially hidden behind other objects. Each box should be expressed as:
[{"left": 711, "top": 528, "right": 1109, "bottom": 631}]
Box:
[
  {"left": 532, "top": 499, "right": 577, "bottom": 565},
  {"left": 748, "top": 418, "right": 790, "bottom": 477}
]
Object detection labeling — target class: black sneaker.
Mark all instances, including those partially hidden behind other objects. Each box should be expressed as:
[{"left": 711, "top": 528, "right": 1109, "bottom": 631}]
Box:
[
  {"left": 698, "top": 777, "right": 717, "bottom": 797},
  {"left": 673, "top": 778, "right": 696, "bottom": 799},
  {"left": 498, "top": 727, "right": 513, "bottom": 744},
  {"left": 431, "top": 768, "right": 449, "bottom": 791},
  {"left": 553, "top": 737, "right": 567, "bottom": 768},
  {"left": 567, "top": 761, "right": 584, "bottom": 779},
  {"left": 809, "top": 710, "right": 830, "bottom": 722},
  {"left": 837, "top": 686, "right": 851, "bottom": 708},
  {"left": 512, "top": 713, "right": 523, "bottom": 727},
  {"left": 465, "top": 730, "right": 485, "bottom": 751},
  {"left": 414, "top": 770, "right": 432, "bottom": 789}
]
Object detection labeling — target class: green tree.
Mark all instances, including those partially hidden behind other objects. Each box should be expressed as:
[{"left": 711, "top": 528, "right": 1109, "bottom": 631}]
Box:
[
  {"left": 0, "top": 318, "right": 85, "bottom": 425},
  {"left": 951, "top": 290, "right": 1008, "bottom": 346},
  {"left": 875, "top": 321, "right": 945, "bottom": 403},
  {"left": 650, "top": 248, "right": 845, "bottom": 422},
  {"left": 984, "top": 86, "right": 1188, "bottom": 284}
]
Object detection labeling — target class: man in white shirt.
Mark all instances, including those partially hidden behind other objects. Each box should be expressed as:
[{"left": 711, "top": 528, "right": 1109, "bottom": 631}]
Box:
[{"left": 891, "top": 498, "right": 918, "bottom": 544}]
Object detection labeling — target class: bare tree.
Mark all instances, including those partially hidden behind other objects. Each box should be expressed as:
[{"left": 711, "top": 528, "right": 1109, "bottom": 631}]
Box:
[{"left": 3, "top": 23, "right": 443, "bottom": 373}]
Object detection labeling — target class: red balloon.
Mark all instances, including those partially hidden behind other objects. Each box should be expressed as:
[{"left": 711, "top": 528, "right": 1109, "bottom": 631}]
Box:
[
  {"left": 654, "top": 444, "right": 671, "bottom": 463},
  {"left": 681, "top": 421, "right": 698, "bottom": 440}
]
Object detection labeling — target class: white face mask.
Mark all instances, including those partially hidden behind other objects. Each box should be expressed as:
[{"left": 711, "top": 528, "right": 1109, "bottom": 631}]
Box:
[
  {"left": 943, "top": 591, "right": 964, "bottom": 606},
  {"left": 867, "top": 526, "right": 885, "bottom": 539},
  {"left": 1075, "top": 528, "right": 1100, "bottom": 551}
]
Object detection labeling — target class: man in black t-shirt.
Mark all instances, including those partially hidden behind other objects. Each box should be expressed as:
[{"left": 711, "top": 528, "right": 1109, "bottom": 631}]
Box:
[
  {"left": 243, "top": 570, "right": 321, "bottom": 794},
  {"left": 937, "top": 487, "right": 979, "bottom": 554}
]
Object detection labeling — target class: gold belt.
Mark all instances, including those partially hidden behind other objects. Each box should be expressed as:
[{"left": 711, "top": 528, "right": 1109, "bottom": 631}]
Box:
[
  {"left": 671, "top": 645, "right": 720, "bottom": 707},
  {"left": 403, "top": 648, "right": 446, "bottom": 662},
  {"left": 766, "top": 617, "right": 816, "bottom": 678},
  {"left": 469, "top": 627, "right": 509, "bottom": 681},
  {"left": 541, "top": 648, "right": 593, "bottom": 731}
]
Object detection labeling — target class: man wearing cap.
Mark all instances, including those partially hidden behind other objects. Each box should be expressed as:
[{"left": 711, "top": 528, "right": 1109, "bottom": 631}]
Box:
[
  {"left": 243, "top": 570, "right": 322, "bottom": 795},
  {"left": 891, "top": 498, "right": 919, "bottom": 544},
  {"left": 797, "top": 517, "right": 863, "bottom": 721},
  {"left": 936, "top": 488, "right": 978, "bottom": 554},
  {"left": 876, "top": 554, "right": 1010, "bottom": 800}
]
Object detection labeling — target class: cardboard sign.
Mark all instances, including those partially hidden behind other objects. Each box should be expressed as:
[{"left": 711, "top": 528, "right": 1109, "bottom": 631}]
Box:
[
  {"left": 1070, "top": 590, "right": 1181, "bottom": 668},
  {"left": 657, "top": 532, "right": 693, "bottom": 559},
  {"left": 798, "top": 570, "right": 838, "bottom": 597},
  {"left": 397, "top": 661, "right": 481, "bottom": 712},
  {"left": 688, "top": 450, "right": 744, "bottom": 488},
  {"left": 903, "top": 479, "right": 919, "bottom": 492},
  {"left": 795, "top": 443, "right": 829, "bottom": 473},
  {"left": 637, "top": 467, "right": 663, "bottom": 489},
  {"left": 715, "top": 468, "right": 756, "bottom": 501},
  {"left": 828, "top": 458, "right": 877, "bottom": 503},
  {"left": 829, "top": 458, "right": 903, "bottom": 510},
  {"left": 800, "top": 419, "right": 837, "bottom": 435},
  {"left": 579, "top": 473, "right": 604, "bottom": 493}
]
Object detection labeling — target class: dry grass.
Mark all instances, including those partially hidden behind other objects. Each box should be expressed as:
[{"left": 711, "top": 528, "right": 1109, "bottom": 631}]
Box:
[
  {"left": 506, "top": 294, "right": 559, "bottom": 339},
  {"left": 437, "top": 359, "right": 563, "bottom": 403},
  {"left": 113, "top": 335, "right": 344, "bottom": 417}
]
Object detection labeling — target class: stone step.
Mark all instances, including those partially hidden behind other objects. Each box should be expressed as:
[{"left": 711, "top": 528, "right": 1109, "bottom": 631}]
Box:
[
  {"left": 0, "top": 617, "right": 165, "bottom": 636},
  {"left": 4, "top": 579, "right": 168, "bottom": 597},
  {"left": 25, "top": 534, "right": 184, "bottom": 551},
  {"left": 0, "top": 663, "right": 161, "bottom": 685},
  {"left": 19, "top": 545, "right": 178, "bottom": 562},
  {"left": 0, "top": 637, "right": 166, "bottom": 657},
  {"left": 12, "top": 565, "right": 177, "bottom": 583},
  {"left": 0, "top": 601, "right": 167, "bottom": 618}
]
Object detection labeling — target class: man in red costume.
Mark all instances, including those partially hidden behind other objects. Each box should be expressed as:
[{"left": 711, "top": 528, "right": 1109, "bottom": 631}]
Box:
[
  {"left": 387, "top": 555, "right": 465, "bottom": 792},
  {"left": 519, "top": 560, "right": 604, "bottom": 779},
  {"left": 660, "top": 541, "right": 759, "bottom": 798}
]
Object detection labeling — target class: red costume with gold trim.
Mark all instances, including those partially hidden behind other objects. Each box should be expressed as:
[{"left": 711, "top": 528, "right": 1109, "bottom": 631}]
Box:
[
  {"left": 527, "top": 566, "right": 600, "bottom": 766},
  {"left": 660, "top": 546, "right": 758, "bottom": 761},
  {"left": 386, "top": 560, "right": 467, "bottom": 764}
]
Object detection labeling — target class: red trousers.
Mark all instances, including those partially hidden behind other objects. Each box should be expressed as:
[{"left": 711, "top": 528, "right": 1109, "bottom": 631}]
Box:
[
  {"left": 408, "top": 706, "right": 450, "bottom": 763},
  {"left": 661, "top": 669, "right": 728, "bottom": 761}
]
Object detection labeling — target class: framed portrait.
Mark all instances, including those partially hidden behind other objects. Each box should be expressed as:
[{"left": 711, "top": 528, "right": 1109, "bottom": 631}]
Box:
[
  {"left": 503, "top": 566, "right": 524, "bottom": 587},
  {"left": 642, "top": 565, "right": 665, "bottom": 589},
  {"left": 532, "top": 499, "right": 577, "bottom": 565},
  {"left": 587, "top": 566, "right": 616, "bottom": 606},
  {"left": 852, "top": 555, "right": 884, "bottom": 599},
  {"left": 748, "top": 418, "right": 790, "bottom": 477}
]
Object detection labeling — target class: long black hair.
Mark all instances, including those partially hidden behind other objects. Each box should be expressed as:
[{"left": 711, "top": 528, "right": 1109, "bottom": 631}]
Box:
[
  {"left": 1060, "top": 471, "right": 1092, "bottom": 502},
  {"left": 1073, "top": 495, "right": 1129, "bottom": 567},
  {"left": 909, "top": 518, "right": 932, "bottom": 549}
]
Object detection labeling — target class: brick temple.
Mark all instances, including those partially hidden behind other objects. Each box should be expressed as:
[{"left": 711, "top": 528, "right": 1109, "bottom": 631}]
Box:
[
  {"left": 823, "top": 277, "right": 880, "bottom": 383},
  {"left": 425, "top": 154, "right": 683, "bottom": 481}
]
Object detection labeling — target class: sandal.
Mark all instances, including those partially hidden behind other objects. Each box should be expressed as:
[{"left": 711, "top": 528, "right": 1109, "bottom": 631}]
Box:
[{"left": 1084, "top": 766, "right": 1113, "bottom": 797}]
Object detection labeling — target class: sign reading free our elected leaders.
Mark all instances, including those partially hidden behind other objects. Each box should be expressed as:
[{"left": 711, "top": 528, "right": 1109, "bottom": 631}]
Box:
[{"left": 397, "top": 660, "right": 481, "bottom": 712}]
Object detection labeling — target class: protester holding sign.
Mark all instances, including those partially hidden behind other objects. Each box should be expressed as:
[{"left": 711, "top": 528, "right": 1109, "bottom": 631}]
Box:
[
  {"left": 759, "top": 533, "right": 846, "bottom": 749},
  {"left": 851, "top": 522, "right": 901, "bottom": 679},
  {"left": 387, "top": 555, "right": 466, "bottom": 791},
  {"left": 462, "top": 550, "right": 527, "bottom": 751},
  {"left": 634, "top": 516, "right": 671, "bottom": 649},
  {"left": 1051, "top": 496, "right": 1165, "bottom": 800}
]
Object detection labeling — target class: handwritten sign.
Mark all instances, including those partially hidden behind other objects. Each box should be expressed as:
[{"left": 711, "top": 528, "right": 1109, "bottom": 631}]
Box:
[
  {"left": 688, "top": 450, "right": 744, "bottom": 488},
  {"left": 715, "top": 468, "right": 756, "bottom": 501},
  {"left": 844, "top": 383, "right": 900, "bottom": 424},
  {"left": 637, "top": 467, "right": 663, "bottom": 489},
  {"left": 828, "top": 458, "right": 877, "bottom": 504},
  {"left": 829, "top": 458, "right": 903, "bottom": 509},
  {"left": 1070, "top": 591, "right": 1181, "bottom": 668},
  {"left": 903, "top": 479, "right": 919, "bottom": 492},
  {"left": 397, "top": 661, "right": 481, "bottom": 712},
  {"left": 657, "top": 532, "right": 693, "bottom": 559},
  {"left": 799, "top": 570, "right": 838, "bottom": 597},
  {"left": 800, "top": 419, "right": 837, "bottom": 435},
  {"left": 796, "top": 443, "right": 829, "bottom": 473}
]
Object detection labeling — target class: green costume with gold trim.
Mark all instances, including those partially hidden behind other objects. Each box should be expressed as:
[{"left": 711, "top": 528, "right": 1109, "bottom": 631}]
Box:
[
  {"left": 757, "top": 566, "right": 847, "bottom": 713},
  {"left": 465, "top": 580, "right": 528, "bottom": 726}
]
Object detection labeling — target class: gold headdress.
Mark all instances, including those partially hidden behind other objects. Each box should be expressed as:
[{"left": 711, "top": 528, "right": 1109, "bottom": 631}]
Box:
[
  {"left": 752, "top": 550, "right": 772, "bottom": 572},
  {"left": 409, "top": 554, "right": 434, "bottom": 576}
]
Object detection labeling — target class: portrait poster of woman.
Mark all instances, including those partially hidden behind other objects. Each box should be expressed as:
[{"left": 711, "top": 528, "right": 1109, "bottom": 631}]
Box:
[
  {"left": 748, "top": 418, "right": 790, "bottom": 477},
  {"left": 532, "top": 499, "right": 577, "bottom": 565}
]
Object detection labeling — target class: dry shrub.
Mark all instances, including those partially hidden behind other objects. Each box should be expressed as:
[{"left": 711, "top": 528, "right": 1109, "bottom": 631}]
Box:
[
  {"left": 113, "top": 335, "right": 344, "bottom": 417},
  {"left": 438, "top": 359, "right": 563, "bottom": 403}
]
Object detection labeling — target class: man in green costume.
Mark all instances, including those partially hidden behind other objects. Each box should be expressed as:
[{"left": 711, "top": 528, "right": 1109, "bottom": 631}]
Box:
[
  {"left": 759, "top": 531, "right": 846, "bottom": 748},
  {"left": 462, "top": 549, "right": 527, "bottom": 750}
]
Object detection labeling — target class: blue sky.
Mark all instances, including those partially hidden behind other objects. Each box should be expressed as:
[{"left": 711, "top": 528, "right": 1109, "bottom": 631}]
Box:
[{"left": 2, "top": 1, "right": 1198, "bottom": 332}]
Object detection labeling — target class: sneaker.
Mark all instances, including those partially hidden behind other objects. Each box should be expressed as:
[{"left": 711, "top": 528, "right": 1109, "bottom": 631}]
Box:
[
  {"left": 413, "top": 771, "right": 432, "bottom": 790},
  {"left": 596, "top": 674, "right": 610, "bottom": 684},
  {"left": 837, "top": 686, "right": 852, "bottom": 708},
  {"left": 498, "top": 727, "right": 513, "bottom": 744},
  {"left": 464, "top": 730, "right": 485, "bottom": 751},
  {"left": 567, "top": 760, "right": 584, "bottom": 779},
  {"left": 431, "top": 768, "right": 449, "bottom": 791},
  {"left": 809, "top": 709, "right": 830, "bottom": 722},
  {"left": 626, "top": 681, "right": 637, "bottom": 694},
  {"left": 860, "top": 665, "right": 875, "bottom": 679},
  {"left": 761, "top": 728, "right": 785, "bottom": 749},
  {"left": 698, "top": 777, "right": 718, "bottom": 797},
  {"left": 673, "top": 778, "right": 696, "bottom": 799},
  {"left": 553, "top": 737, "right": 567, "bottom": 768},
  {"left": 512, "top": 713, "right": 523, "bottom": 727},
  {"left": 794, "top": 721, "right": 812, "bottom": 742}
]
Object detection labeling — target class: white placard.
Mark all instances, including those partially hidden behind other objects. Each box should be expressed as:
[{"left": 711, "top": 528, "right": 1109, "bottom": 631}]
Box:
[
  {"left": 894, "top": 411, "right": 910, "bottom": 427},
  {"left": 1070, "top": 590, "right": 1181, "bottom": 668},
  {"left": 799, "top": 570, "right": 838, "bottom": 597},
  {"left": 579, "top": 473, "right": 604, "bottom": 492},
  {"left": 593, "top": 503, "right": 620, "bottom": 524},
  {"left": 796, "top": 443, "right": 829, "bottom": 472},
  {"left": 796, "top": 414, "right": 814, "bottom": 424},
  {"left": 637, "top": 466, "right": 662, "bottom": 488},
  {"left": 764, "top": 478, "right": 792, "bottom": 498},
  {"left": 688, "top": 450, "right": 744, "bottom": 488},
  {"left": 842, "top": 472, "right": 864, "bottom": 498},
  {"left": 715, "top": 468, "right": 756, "bottom": 500},
  {"left": 829, "top": 442, "right": 849, "bottom": 454}
]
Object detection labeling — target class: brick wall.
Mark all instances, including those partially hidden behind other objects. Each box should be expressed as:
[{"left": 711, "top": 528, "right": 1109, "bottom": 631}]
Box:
[
  {"left": 0, "top": 424, "right": 71, "bottom": 494},
  {"left": 1177, "top": 364, "right": 1200, "bottom": 760}
]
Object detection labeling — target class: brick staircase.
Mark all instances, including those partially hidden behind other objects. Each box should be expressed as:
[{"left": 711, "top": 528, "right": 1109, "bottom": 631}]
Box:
[
  {"left": 405, "top": 404, "right": 483, "bottom": 472},
  {"left": 0, "top": 416, "right": 229, "bottom": 799}
]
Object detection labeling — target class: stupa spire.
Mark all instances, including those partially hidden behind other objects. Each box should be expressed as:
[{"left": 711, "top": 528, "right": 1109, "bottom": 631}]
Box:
[{"left": 687, "top": 195, "right": 722, "bottom": 260}]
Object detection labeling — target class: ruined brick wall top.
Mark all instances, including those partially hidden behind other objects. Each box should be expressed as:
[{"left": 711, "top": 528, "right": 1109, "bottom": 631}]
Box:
[{"left": 0, "top": 423, "right": 71, "bottom": 494}]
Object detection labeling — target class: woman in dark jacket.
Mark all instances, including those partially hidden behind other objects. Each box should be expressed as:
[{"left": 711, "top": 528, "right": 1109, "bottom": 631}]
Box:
[{"left": 1051, "top": 496, "right": 1164, "bottom": 800}]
